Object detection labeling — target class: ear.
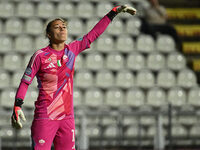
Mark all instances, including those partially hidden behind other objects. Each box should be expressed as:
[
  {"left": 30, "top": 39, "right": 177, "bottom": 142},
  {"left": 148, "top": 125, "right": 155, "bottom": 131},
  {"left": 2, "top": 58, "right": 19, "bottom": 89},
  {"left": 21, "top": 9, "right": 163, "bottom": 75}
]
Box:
[{"left": 47, "top": 33, "right": 51, "bottom": 39}]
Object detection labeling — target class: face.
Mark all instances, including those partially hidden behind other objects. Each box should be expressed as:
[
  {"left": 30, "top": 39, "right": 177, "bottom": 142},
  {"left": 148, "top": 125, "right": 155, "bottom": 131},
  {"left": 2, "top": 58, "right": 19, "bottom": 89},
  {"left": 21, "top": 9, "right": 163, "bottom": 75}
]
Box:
[{"left": 47, "top": 20, "right": 68, "bottom": 44}]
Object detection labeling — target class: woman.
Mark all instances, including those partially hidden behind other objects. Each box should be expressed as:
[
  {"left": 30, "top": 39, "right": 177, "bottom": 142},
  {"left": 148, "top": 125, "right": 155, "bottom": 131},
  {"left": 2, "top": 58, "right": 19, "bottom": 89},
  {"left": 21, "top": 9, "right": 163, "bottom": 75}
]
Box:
[{"left": 11, "top": 5, "right": 136, "bottom": 150}]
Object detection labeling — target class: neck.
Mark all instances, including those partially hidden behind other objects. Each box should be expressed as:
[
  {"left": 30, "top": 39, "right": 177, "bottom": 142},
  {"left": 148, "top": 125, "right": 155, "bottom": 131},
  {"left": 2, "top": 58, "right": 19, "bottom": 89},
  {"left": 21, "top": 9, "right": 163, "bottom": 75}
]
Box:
[{"left": 50, "top": 42, "right": 65, "bottom": 51}]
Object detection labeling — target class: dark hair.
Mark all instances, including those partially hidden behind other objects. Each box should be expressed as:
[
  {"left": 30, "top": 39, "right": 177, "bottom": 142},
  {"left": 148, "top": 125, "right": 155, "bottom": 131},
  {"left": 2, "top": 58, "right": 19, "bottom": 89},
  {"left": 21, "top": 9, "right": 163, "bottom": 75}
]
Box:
[{"left": 45, "top": 18, "right": 68, "bottom": 39}]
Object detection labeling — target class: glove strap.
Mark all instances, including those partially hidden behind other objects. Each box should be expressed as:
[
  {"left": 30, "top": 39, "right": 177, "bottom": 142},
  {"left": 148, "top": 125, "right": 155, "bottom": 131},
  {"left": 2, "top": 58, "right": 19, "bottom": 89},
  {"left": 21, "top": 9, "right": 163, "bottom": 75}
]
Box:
[
  {"left": 107, "top": 6, "right": 121, "bottom": 21},
  {"left": 107, "top": 10, "right": 118, "bottom": 21},
  {"left": 15, "top": 98, "right": 24, "bottom": 108}
]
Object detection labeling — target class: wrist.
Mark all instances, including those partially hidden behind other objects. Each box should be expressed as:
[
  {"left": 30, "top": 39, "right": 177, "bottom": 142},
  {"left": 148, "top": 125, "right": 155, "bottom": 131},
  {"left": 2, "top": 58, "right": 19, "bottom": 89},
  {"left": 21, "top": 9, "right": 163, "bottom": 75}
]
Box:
[
  {"left": 106, "top": 10, "right": 118, "bottom": 21},
  {"left": 15, "top": 98, "right": 24, "bottom": 108}
]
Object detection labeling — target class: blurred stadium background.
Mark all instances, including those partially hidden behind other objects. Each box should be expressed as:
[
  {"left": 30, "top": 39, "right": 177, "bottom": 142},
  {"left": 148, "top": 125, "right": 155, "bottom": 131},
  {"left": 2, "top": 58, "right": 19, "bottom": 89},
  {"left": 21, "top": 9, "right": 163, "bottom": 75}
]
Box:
[{"left": 0, "top": 0, "right": 200, "bottom": 150}]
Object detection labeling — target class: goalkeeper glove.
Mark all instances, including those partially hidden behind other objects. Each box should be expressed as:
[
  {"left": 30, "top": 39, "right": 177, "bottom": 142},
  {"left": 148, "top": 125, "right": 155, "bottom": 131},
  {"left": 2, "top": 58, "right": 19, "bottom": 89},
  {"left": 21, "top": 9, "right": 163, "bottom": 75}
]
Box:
[
  {"left": 11, "top": 98, "right": 26, "bottom": 129},
  {"left": 113, "top": 5, "right": 137, "bottom": 15}
]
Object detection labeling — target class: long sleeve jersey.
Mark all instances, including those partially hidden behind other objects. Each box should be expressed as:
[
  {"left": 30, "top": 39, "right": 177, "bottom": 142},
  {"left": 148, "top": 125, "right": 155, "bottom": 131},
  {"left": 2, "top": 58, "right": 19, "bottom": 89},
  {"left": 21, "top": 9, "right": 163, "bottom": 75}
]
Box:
[{"left": 15, "top": 11, "right": 117, "bottom": 120}]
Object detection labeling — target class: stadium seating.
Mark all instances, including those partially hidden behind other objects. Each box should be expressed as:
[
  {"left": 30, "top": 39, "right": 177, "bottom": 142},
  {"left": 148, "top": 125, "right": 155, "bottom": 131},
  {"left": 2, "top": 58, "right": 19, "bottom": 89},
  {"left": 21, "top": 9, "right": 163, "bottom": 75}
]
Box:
[
  {"left": 0, "top": 35, "right": 13, "bottom": 53},
  {"left": 0, "top": 70, "right": 10, "bottom": 89},
  {"left": 16, "top": 2, "right": 35, "bottom": 18},
  {"left": 126, "top": 52, "right": 145, "bottom": 71},
  {"left": 115, "top": 35, "right": 135, "bottom": 53},
  {"left": 146, "top": 87, "right": 167, "bottom": 108},
  {"left": 75, "top": 54, "right": 84, "bottom": 70},
  {"left": 57, "top": 2, "right": 75, "bottom": 18},
  {"left": 84, "top": 87, "right": 104, "bottom": 108},
  {"left": 5, "top": 18, "right": 23, "bottom": 35},
  {"left": 86, "top": 125, "right": 100, "bottom": 138},
  {"left": 124, "top": 125, "right": 145, "bottom": 138},
  {"left": 95, "top": 69, "right": 115, "bottom": 88},
  {"left": 96, "top": 35, "right": 114, "bottom": 53},
  {"left": 103, "top": 125, "right": 118, "bottom": 138},
  {"left": 96, "top": 2, "right": 113, "bottom": 18},
  {"left": 35, "top": 35, "right": 49, "bottom": 50},
  {"left": 104, "top": 88, "right": 124, "bottom": 108},
  {"left": 25, "top": 18, "right": 43, "bottom": 35},
  {"left": 122, "top": 116, "right": 138, "bottom": 126},
  {"left": 85, "top": 18, "right": 99, "bottom": 32},
  {"left": 167, "top": 87, "right": 187, "bottom": 107},
  {"left": 107, "top": 19, "right": 124, "bottom": 35},
  {"left": 0, "top": 88, "right": 16, "bottom": 110},
  {"left": 171, "top": 124, "right": 188, "bottom": 137},
  {"left": 136, "top": 34, "right": 155, "bottom": 53},
  {"left": 126, "top": 17, "right": 142, "bottom": 36},
  {"left": 73, "top": 87, "right": 83, "bottom": 108},
  {"left": 190, "top": 124, "right": 200, "bottom": 137},
  {"left": 188, "top": 86, "right": 200, "bottom": 107},
  {"left": 0, "top": 20, "right": 2, "bottom": 33},
  {"left": 105, "top": 52, "right": 124, "bottom": 71},
  {"left": 0, "top": 0, "right": 200, "bottom": 149},
  {"left": 115, "top": 69, "right": 135, "bottom": 89},
  {"left": 147, "top": 52, "right": 166, "bottom": 71},
  {"left": 11, "top": 70, "right": 24, "bottom": 88},
  {"left": 177, "top": 68, "right": 197, "bottom": 88},
  {"left": 23, "top": 88, "right": 38, "bottom": 109},
  {"left": 156, "top": 34, "right": 176, "bottom": 53},
  {"left": 14, "top": 34, "right": 33, "bottom": 53},
  {"left": 37, "top": 2, "right": 54, "bottom": 19},
  {"left": 3, "top": 53, "right": 22, "bottom": 71},
  {"left": 68, "top": 18, "right": 84, "bottom": 36},
  {"left": 0, "top": 2, "right": 14, "bottom": 18},
  {"left": 157, "top": 69, "right": 176, "bottom": 88},
  {"left": 125, "top": 87, "right": 145, "bottom": 108},
  {"left": 136, "top": 69, "right": 155, "bottom": 88},
  {"left": 85, "top": 52, "right": 104, "bottom": 70},
  {"left": 23, "top": 53, "right": 32, "bottom": 68},
  {"left": 77, "top": 2, "right": 94, "bottom": 18},
  {"left": 75, "top": 69, "right": 94, "bottom": 88},
  {"left": 167, "top": 52, "right": 186, "bottom": 70}
]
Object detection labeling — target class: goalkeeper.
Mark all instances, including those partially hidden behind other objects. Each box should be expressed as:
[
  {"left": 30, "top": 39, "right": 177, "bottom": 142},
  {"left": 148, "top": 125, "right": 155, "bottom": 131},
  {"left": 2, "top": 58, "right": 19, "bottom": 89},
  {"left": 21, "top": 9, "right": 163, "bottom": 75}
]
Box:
[{"left": 11, "top": 5, "right": 136, "bottom": 150}]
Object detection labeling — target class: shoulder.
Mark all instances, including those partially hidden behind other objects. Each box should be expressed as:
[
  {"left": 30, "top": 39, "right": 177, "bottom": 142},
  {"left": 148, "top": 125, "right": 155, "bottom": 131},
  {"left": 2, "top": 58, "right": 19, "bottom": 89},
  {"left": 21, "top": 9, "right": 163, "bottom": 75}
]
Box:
[
  {"left": 32, "top": 46, "right": 50, "bottom": 58},
  {"left": 29, "top": 47, "right": 49, "bottom": 67}
]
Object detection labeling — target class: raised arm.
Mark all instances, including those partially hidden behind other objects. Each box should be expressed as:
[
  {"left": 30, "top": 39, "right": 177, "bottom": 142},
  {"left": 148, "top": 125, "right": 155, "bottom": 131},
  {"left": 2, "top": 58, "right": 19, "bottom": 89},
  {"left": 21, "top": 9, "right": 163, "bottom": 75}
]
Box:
[{"left": 69, "top": 5, "right": 137, "bottom": 56}]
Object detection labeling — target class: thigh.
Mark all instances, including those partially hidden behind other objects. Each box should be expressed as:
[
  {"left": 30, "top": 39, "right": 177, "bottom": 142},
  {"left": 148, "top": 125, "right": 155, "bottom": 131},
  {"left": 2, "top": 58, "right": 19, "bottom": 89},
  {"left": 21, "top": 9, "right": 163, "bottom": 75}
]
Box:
[
  {"left": 53, "top": 118, "right": 76, "bottom": 150},
  {"left": 31, "top": 119, "right": 59, "bottom": 150}
]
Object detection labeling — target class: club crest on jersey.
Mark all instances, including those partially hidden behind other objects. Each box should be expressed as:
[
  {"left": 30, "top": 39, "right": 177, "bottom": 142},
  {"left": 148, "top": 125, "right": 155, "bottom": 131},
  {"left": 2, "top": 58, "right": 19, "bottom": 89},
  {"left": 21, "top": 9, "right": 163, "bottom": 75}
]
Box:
[{"left": 63, "top": 55, "right": 68, "bottom": 60}]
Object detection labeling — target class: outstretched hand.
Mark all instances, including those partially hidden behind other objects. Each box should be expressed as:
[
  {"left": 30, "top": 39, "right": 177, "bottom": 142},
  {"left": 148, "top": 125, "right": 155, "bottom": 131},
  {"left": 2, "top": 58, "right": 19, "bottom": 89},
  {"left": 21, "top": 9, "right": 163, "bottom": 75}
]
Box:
[{"left": 116, "top": 5, "right": 137, "bottom": 15}]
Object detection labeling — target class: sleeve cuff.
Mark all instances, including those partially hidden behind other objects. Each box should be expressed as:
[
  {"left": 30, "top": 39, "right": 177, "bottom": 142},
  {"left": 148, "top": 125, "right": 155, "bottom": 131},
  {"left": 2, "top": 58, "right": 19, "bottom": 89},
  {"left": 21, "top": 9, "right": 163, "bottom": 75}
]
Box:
[{"left": 106, "top": 10, "right": 118, "bottom": 21}]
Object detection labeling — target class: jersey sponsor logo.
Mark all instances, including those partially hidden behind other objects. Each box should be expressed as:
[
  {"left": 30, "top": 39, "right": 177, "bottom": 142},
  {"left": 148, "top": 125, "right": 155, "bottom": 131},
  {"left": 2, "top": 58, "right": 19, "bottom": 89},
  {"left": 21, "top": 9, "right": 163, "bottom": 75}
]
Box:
[
  {"left": 23, "top": 74, "right": 31, "bottom": 81},
  {"left": 44, "top": 62, "right": 56, "bottom": 69},
  {"left": 25, "top": 67, "right": 32, "bottom": 75}
]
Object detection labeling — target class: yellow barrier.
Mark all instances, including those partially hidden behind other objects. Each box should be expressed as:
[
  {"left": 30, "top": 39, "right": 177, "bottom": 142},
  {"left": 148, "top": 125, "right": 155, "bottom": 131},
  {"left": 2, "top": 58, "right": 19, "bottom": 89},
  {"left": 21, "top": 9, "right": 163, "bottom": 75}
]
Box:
[{"left": 166, "top": 8, "right": 200, "bottom": 19}]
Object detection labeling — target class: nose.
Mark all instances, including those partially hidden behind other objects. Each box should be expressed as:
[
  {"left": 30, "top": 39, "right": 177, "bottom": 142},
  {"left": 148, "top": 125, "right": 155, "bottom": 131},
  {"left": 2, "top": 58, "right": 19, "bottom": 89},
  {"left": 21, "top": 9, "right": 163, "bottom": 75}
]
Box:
[{"left": 60, "top": 26, "right": 65, "bottom": 31}]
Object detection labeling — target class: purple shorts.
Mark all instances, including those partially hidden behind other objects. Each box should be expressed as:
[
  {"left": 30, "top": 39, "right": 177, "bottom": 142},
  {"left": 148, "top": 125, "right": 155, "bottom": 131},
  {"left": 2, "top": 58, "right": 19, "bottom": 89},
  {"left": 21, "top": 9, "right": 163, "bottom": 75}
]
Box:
[{"left": 31, "top": 118, "right": 76, "bottom": 150}]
